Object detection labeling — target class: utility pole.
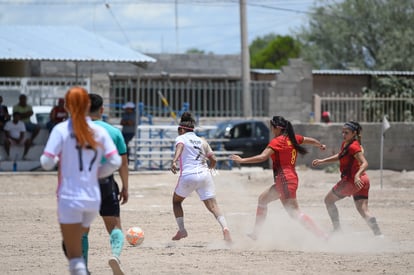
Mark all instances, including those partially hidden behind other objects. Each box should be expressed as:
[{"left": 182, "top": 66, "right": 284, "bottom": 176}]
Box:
[
  {"left": 240, "top": 0, "right": 252, "bottom": 117},
  {"left": 175, "top": 0, "right": 179, "bottom": 53}
]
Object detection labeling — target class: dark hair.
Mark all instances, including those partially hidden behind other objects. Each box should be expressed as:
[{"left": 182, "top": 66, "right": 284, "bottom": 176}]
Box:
[
  {"left": 339, "top": 121, "right": 362, "bottom": 159},
  {"left": 179, "top": 111, "right": 195, "bottom": 131},
  {"left": 270, "top": 115, "right": 308, "bottom": 155},
  {"left": 89, "top": 93, "right": 103, "bottom": 113}
]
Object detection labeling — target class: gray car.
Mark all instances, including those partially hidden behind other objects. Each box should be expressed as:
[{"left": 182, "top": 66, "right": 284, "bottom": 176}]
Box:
[{"left": 210, "top": 119, "right": 270, "bottom": 169}]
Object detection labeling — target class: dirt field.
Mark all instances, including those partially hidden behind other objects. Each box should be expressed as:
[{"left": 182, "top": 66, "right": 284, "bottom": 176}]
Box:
[{"left": 0, "top": 167, "right": 413, "bottom": 275}]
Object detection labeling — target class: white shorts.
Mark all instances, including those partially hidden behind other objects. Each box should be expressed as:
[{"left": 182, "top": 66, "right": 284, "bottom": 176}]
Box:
[
  {"left": 175, "top": 171, "right": 216, "bottom": 201},
  {"left": 57, "top": 198, "right": 100, "bottom": 227}
]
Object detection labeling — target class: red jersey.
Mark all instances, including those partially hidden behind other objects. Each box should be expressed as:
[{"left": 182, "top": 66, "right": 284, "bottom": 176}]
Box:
[
  {"left": 269, "top": 134, "right": 304, "bottom": 183},
  {"left": 339, "top": 140, "right": 363, "bottom": 180},
  {"left": 51, "top": 106, "right": 68, "bottom": 123}
]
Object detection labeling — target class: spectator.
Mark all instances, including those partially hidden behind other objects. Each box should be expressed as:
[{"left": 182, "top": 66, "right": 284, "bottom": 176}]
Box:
[
  {"left": 47, "top": 98, "right": 68, "bottom": 132},
  {"left": 4, "top": 112, "right": 30, "bottom": 159},
  {"left": 321, "top": 111, "right": 331, "bottom": 124},
  {"left": 0, "top": 95, "right": 10, "bottom": 131},
  {"left": 120, "top": 102, "right": 136, "bottom": 161},
  {"left": 13, "top": 94, "right": 40, "bottom": 147}
]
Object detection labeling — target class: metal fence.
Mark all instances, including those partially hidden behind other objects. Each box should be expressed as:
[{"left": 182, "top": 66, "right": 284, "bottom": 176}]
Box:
[
  {"left": 109, "top": 78, "right": 270, "bottom": 119},
  {"left": 314, "top": 94, "right": 414, "bottom": 123}
]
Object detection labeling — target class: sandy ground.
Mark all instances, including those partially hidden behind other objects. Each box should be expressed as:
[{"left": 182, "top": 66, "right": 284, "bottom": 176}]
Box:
[{"left": 0, "top": 167, "right": 413, "bottom": 275}]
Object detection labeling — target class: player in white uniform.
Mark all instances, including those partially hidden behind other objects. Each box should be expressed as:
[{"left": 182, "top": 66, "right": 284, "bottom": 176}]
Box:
[
  {"left": 170, "top": 112, "right": 232, "bottom": 243},
  {"left": 40, "top": 87, "right": 121, "bottom": 275}
]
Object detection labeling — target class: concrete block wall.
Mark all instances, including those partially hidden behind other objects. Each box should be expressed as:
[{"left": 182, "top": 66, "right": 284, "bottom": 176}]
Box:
[
  {"left": 293, "top": 122, "right": 414, "bottom": 171},
  {"left": 269, "top": 59, "right": 313, "bottom": 123}
]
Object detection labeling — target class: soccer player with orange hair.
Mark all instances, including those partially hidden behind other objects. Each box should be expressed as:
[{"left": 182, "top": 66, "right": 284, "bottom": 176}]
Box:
[{"left": 40, "top": 86, "right": 121, "bottom": 275}]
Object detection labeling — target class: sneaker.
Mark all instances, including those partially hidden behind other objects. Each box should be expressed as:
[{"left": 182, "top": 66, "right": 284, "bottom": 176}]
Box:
[
  {"left": 108, "top": 256, "right": 124, "bottom": 275},
  {"left": 172, "top": 229, "right": 188, "bottom": 241},
  {"left": 223, "top": 228, "right": 232, "bottom": 243}
]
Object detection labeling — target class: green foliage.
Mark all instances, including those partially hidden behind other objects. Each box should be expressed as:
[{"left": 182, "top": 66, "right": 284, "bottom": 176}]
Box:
[
  {"left": 296, "top": 0, "right": 414, "bottom": 70},
  {"left": 363, "top": 76, "right": 414, "bottom": 97},
  {"left": 362, "top": 76, "right": 414, "bottom": 121},
  {"left": 250, "top": 34, "right": 300, "bottom": 69},
  {"left": 186, "top": 48, "right": 205, "bottom": 54}
]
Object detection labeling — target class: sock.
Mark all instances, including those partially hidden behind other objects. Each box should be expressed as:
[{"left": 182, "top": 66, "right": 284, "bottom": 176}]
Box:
[
  {"left": 216, "top": 215, "right": 228, "bottom": 230},
  {"left": 253, "top": 204, "right": 268, "bottom": 233},
  {"left": 81, "top": 233, "right": 89, "bottom": 268},
  {"left": 176, "top": 217, "right": 185, "bottom": 231},
  {"left": 367, "top": 217, "right": 382, "bottom": 236},
  {"left": 298, "top": 213, "right": 327, "bottom": 239},
  {"left": 110, "top": 228, "right": 124, "bottom": 258},
  {"left": 326, "top": 204, "right": 341, "bottom": 231},
  {"left": 69, "top": 257, "right": 87, "bottom": 275}
]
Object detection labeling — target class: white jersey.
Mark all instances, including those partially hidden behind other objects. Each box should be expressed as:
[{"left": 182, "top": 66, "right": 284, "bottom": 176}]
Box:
[
  {"left": 175, "top": 132, "right": 214, "bottom": 176},
  {"left": 4, "top": 120, "right": 25, "bottom": 139},
  {"left": 43, "top": 117, "right": 118, "bottom": 202}
]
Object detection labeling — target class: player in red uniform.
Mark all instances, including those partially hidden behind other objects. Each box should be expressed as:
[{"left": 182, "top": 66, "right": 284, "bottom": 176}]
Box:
[
  {"left": 230, "top": 115, "right": 327, "bottom": 240},
  {"left": 312, "top": 121, "right": 382, "bottom": 236}
]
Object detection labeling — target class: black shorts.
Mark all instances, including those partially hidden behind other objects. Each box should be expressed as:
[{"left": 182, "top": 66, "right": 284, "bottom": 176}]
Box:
[{"left": 98, "top": 175, "right": 120, "bottom": 217}]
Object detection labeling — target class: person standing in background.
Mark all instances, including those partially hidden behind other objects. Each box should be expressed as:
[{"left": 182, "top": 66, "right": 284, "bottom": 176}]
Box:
[{"left": 120, "top": 102, "right": 136, "bottom": 162}]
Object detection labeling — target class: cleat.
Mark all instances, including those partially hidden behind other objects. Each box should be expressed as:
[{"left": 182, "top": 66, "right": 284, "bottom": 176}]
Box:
[
  {"left": 223, "top": 228, "right": 232, "bottom": 243},
  {"left": 108, "top": 256, "right": 124, "bottom": 275},
  {"left": 172, "top": 230, "right": 188, "bottom": 241}
]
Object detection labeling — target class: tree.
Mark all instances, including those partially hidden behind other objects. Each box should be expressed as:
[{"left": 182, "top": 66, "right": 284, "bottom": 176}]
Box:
[
  {"left": 296, "top": 0, "right": 414, "bottom": 70},
  {"left": 250, "top": 34, "right": 300, "bottom": 69},
  {"left": 362, "top": 76, "right": 414, "bottom": 121},
  {"left": 186, "top": 48, "right": 205, "bottom": 54}
]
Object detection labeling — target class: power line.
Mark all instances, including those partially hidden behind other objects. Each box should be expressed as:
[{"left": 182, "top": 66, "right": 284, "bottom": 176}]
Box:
[{"left": 103, "top": 1, "right": 132, "bottom": 47}]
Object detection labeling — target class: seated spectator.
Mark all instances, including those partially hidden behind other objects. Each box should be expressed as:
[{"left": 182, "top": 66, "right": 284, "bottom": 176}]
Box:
[
  {"left": 13, "top": 94, "right": 40, "bottom": 146},
  {"left": 46, "top": 98, "right": 68, "bottom": 132},
  {"left": 4, "top": 112, "right": 30, "bottom": 159},
  {"left": 0, "top": 95, "right": 10, "bottom": 131}
]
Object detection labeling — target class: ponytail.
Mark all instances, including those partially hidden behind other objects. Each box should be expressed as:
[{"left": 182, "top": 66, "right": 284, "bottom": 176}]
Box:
[
  {"left": 65, "top": 86, "right": 99, "bottom": 149},
  {"left": 271, "top": 116, "right": 307, "bottom": 155},
  {"left": 285, "top": 121, "right": 308, "bottom": 155}
]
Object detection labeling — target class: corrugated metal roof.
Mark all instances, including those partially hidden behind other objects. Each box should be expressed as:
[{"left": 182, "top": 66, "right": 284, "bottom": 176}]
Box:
[
  {"left": 313, "top": 69, "right": 414, "bottom": 75},
  {"left": 0, "top": 26, "right": 156, "bottom": 63},
  {"left": 251, "top": 68, "right": 414, "bottom": 75}
]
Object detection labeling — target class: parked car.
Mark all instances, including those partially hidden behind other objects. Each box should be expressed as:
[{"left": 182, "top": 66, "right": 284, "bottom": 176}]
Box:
[{"left": 209, "top": 119, "right": 270, "bottom": 169}]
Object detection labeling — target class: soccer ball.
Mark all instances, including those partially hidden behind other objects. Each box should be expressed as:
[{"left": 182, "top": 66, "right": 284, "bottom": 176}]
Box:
[{"left": 126, "top": 226, "right": 145, "bottom": 246}]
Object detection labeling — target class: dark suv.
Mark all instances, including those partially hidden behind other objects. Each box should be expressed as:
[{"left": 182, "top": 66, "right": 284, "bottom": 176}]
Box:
[{"left": 209, "top": 119, "right": 270, "bottom": 169}]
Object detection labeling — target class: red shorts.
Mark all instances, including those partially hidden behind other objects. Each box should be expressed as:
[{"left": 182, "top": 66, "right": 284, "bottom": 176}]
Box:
[
  {"left": 332, "top": 173, "right": 370, "bottom": 199},
  {"left": 274, "top": 176, "right": 298, "bottom": 200}
]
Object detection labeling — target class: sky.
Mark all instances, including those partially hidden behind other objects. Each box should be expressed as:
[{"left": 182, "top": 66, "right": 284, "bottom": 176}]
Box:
[{"left": 0, "top": 0, "right": 319, "bottom": 55}]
